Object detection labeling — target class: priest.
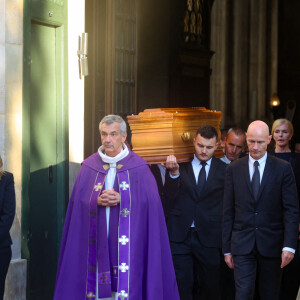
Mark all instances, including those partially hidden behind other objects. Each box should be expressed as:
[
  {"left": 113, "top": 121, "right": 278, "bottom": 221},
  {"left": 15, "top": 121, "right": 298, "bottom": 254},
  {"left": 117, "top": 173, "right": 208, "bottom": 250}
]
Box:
[{"left": 53, "top": 114, "right": 179, "bottom": 300}]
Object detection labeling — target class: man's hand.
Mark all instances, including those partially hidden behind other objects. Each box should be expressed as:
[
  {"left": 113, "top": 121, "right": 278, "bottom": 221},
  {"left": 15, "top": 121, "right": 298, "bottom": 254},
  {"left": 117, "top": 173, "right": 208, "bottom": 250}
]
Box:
[
  {"left": 224, "top": 254, "right": 234, "bottom": 269},
  {"left": 164, "top": 155, "right": 180, "bottom": 176},
  {"left": 281, "top": 250, "right": 294, "bottom": 268},
  {"left": 97, "top": 189, "right": 120, "bottom": 207}
]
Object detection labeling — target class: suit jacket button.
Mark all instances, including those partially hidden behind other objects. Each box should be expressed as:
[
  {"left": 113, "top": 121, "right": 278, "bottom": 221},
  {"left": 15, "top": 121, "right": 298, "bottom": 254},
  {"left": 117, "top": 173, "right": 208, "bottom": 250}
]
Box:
[{"left": 255, "top": 227, "right": 258, "bottom": 230}]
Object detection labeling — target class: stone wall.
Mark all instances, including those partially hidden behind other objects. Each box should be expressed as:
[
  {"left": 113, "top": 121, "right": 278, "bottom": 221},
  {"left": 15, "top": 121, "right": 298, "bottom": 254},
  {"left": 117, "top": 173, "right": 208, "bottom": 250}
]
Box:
[{"left": 0, "top": 0, "right": 27, "bottom": 299}]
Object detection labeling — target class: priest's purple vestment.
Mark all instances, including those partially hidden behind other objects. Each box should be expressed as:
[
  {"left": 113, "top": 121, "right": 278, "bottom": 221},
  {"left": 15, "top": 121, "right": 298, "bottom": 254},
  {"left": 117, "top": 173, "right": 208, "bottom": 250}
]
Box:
[{"left": 53, "top": 150, "right": 179, "bottom": 300}]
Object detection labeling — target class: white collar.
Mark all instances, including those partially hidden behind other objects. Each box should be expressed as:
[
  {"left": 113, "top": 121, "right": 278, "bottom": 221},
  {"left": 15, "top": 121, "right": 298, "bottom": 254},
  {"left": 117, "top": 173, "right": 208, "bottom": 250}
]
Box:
[
  {"left": 222, "top": 155, "right": 231, "bottom": 164},
  {"left": 192, "top": 154, "right": 212, "bottom": 167},
  {"left": 98, "top": 144, "right": 129, "bottom": 165},
  {"left": 248, "top": 152, "right": 267, "bottom": 166}
]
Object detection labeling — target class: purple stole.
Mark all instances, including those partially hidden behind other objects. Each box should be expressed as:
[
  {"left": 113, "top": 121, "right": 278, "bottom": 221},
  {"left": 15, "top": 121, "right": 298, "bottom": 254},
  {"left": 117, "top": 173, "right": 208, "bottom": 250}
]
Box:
[{"left": 85, "top": 167, "right": 131, "bottom": 300}]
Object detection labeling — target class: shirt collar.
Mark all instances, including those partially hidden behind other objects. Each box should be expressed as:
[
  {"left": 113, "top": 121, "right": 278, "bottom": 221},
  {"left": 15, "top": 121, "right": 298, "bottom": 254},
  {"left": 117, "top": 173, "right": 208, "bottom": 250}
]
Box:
[
  {"left": 222, "top": 155, "right": 231, "bottom": 164},
  {"left": 98, "top": 143, "right": 129, "bottom": 165},
  {"left": 192, "top": 154, "right": 212, "bottom": 167},
  {"left": 248, "top": 151, "right": 267, "bottom": 166}
]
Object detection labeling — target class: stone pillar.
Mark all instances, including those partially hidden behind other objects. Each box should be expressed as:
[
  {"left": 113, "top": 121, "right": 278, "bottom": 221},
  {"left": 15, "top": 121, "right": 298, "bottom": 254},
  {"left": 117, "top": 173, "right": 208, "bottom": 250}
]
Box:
[
  {"left": 0, "top": 0, "right": 27, "bottom": 299},
  {"left": 210, "top": 0, "right": 229, "bottom": 126},
  {"left": 210, "top": 0, "right": 278, "bottom": 128},
  {"left": 231, "top": 0, "right": 249, "bottom": 126}
]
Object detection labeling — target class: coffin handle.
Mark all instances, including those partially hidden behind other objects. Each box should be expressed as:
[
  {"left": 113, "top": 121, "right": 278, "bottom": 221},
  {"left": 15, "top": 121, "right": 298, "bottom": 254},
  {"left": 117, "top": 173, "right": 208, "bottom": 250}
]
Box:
[{"left": 181, "top": 132, "right": 191, "bottom": 142}]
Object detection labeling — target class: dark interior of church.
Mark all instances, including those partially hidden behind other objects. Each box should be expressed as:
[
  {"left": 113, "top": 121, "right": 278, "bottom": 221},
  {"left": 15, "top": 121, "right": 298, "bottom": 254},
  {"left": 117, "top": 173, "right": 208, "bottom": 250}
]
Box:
[{"left": 84, "top": 0, "right": 300, "bottom": 156}]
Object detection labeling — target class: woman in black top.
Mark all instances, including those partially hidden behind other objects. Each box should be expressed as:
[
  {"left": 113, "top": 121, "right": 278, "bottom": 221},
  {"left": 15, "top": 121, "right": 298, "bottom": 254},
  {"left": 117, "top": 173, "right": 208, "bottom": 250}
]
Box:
[
  {"left": 271, "top": 118, "right": 300, "bottom": 300},
  {"left": 0, "top": 155, "right": 15, "bottom": 300}
]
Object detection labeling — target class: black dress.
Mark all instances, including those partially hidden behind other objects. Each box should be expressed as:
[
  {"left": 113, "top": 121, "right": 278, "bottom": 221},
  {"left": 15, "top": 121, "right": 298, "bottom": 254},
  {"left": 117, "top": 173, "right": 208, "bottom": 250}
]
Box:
[
  {"left": 272, "top": 151, "right": 300, "bottom": 300},
  {"left": 0, "top": 172, "right": 16, "bottom": 300}
]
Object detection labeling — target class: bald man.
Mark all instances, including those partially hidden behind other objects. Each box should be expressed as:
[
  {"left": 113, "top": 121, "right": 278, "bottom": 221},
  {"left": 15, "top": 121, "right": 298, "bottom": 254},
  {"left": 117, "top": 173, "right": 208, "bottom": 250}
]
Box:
[{"left": 222, "top": 120, "right": 299, "bottom": 300}]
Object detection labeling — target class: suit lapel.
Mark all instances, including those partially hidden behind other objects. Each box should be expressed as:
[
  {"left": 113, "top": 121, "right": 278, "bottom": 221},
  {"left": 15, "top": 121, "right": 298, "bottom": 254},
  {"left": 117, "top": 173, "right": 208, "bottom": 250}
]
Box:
[
  {"left": 186, "top": 161, "right": 196, "bottom": 185},
  {"left": 256, "top": 154, "right": 273, "bottom": 200},
  {"left": 185, "top": 161, "right": 200, "bottom": 201},
  {"left": 206, "top": 157, "right": 217, "bottom": 186},
  {"left": 196, "top": 157, "right": 217, "bottom": 199},
  {"left": 242, "top": 157, "right": 253, "bottom": 196}
]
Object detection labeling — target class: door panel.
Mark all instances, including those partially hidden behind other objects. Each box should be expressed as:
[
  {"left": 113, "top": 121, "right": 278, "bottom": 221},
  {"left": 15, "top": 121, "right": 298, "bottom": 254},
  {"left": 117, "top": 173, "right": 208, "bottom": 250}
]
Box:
[
  {"left": 23, "top": 0, "right": 68, "bottom": 297},
  {"left": 28, "top": 22, "right": 58, "bottom": 300}
]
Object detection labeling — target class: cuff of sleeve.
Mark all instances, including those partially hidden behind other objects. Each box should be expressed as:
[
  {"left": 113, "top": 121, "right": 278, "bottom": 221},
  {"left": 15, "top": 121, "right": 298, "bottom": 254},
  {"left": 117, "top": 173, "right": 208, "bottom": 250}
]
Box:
[
  {"left": 169, "top": 173, "right": 180, "bottom": 179},
  {"left": 224, "top": 253, "right": 231, "bottom": 256},
  {"left": 282, "top": 247, "right": 295, "bottom": 254}
]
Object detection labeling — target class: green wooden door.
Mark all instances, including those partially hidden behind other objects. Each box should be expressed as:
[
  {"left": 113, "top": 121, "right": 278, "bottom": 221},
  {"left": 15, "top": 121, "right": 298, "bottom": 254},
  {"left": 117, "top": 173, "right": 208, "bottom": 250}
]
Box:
[
  {"left": 29, "top": 22, "right": 58, "bottom": 299},
  {"left": 22, "top": 1, "right": 68, "bottom": 299}
]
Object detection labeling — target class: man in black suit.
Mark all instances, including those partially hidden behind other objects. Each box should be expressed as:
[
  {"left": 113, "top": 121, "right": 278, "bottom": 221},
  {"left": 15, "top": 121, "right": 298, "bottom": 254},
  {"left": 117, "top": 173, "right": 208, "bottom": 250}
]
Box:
[
  {"left": 222, "top": 120, "right": 299, "bottom": 300},
  {"left": 165, "top": 125, "right": 226, "bottom": 300},
  {"left": 219, "top": 127, "right": 246, "bottom": 300}
]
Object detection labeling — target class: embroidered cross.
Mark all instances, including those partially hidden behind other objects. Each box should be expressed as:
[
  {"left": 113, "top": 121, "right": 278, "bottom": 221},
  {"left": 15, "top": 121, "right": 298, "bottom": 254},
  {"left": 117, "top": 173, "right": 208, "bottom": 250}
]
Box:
[
  {"left": 118, "top": 290, "right": 128, "bottom": 300},
  {"left": 100, "top": 273, "right": 107, "bottom": 284},
  {"left": 88, "top": 265, "right": 96, "bottom": 273},
  {"left": 112, "top": 266, "right": 118, "bottom": 277},
  {"left": 94, "top": 183, "right": 103, "bottom": 191},
  {"left": 90, "top": 210, "right": 96, "bottom": 218},
  {"left": 86, "top": 292, "right": 96, "bottom": 299},
  {"left": 119, "top": 235, "right": 129, "bottom": 245},
  {"left": 120, "top": 181, "right": 130, "bottom": 190},
  {"left": 119, "top": 263, "right": 129, "bottom": 273},
  {"left": 120, "top": 208, "right": 130, "bottom": 217}
]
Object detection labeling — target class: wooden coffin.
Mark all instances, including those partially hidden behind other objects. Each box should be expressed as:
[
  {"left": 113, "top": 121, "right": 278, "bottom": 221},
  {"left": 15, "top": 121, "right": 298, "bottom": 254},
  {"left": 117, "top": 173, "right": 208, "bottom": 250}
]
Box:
[{"left": 127, "top": 107, "right": 223, "bottom": 164}]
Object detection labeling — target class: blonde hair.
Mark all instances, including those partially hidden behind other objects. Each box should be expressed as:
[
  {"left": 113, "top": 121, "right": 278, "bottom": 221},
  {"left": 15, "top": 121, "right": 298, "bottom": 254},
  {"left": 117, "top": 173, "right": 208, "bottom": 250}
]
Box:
[
  {"left": 0, "top": 155, "right": 5, "bottom": 180},
  {"left": 271, "top": 118, "right": 294, "bottom": 136}
]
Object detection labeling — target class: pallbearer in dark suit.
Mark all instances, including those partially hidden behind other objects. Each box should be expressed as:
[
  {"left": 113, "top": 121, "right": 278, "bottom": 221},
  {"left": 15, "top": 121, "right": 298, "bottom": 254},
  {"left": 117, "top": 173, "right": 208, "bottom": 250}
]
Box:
[
  {"left": 0, "top": 155, "right": 15, "bottom": 300},
  {"left": 219, "top": 127, "right": 246, "bottom": 300},
  {"left": 165, "top": 125, "right": 226, "bottom": 300},
  {"left": 222, "top": 120, "right": 299, "bottom": 300}
]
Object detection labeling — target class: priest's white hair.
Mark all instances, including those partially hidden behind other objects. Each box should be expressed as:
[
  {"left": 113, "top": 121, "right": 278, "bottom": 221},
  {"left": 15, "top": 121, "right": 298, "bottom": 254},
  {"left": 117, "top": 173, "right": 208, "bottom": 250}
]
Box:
[{"left": 99, "top": 114, "right": 127, "bottom": 135}]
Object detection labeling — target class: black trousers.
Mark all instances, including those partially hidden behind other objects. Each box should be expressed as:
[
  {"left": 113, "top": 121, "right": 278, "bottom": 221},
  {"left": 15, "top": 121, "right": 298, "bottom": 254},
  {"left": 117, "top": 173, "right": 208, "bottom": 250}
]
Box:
[
  {"left": 0, "top": 247, "right": 11, "bottom": 300},
  {"left": 279, "top": 240, "right": 300, "bottom": 300},
  {"left": 170, "top": 230, "right": 222, "bottom": 300},
  {"left": 221, "top": 259, "right": 235, "bottom": 300},
  {"left": 233, "top": 248, "right": 282, "bottom": 300}
]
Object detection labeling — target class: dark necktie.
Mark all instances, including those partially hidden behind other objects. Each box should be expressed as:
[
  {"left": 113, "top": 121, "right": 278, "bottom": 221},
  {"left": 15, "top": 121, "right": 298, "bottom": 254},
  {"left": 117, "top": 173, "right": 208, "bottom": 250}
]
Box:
[
  {"left": 252, "top": 161, "right": 260, "bottom": 200},
  {"left": 197, "top": 161, "right": 207, "bottom": 193}
]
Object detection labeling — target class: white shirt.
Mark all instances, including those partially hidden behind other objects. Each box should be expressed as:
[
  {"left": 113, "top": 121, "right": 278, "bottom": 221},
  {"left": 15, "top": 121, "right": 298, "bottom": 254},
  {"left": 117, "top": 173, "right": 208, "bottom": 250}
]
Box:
[
  {"left": 248, "top": 152, "right": 267, "bottom": 184},
  {"left": 169, "top": 155, "right": 212, "bottom": 181},
  {"left": 191, "top": 155, "right": 211, "bottom": 182},
  {"left": 220, "top": 155, "right": 231, "bottom": 165},
  {"left": 191, "top": 156, "right": 212, "bottom": 227}
]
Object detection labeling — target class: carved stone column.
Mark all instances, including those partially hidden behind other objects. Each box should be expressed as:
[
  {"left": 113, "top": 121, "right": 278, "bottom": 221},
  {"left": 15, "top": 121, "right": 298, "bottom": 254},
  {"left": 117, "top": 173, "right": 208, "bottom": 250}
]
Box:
[{"left": 210, "top": 0, "right": 278, "bottom": 128}]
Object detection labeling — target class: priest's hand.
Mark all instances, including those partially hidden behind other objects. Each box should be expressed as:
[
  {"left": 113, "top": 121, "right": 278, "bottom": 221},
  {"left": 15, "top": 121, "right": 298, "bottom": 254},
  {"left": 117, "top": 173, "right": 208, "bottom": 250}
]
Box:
[
  {"left": 165, "top": 155, "right": 179, "bottom": 176},
  {"left": 97, "top": 189, "right": 121, "bottom": 206}
]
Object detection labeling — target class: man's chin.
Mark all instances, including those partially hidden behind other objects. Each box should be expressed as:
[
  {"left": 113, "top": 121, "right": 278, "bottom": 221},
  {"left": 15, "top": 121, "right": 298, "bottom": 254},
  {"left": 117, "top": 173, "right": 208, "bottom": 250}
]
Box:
[
  {"left": 104, "top": 148, "right": 114, "bottom": 156},
  {"left": 199, "top": 156, "right": 209, "bottom": 161},
  {"left": 250, "top": 152, "right": 263, "bottom": 160}
]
